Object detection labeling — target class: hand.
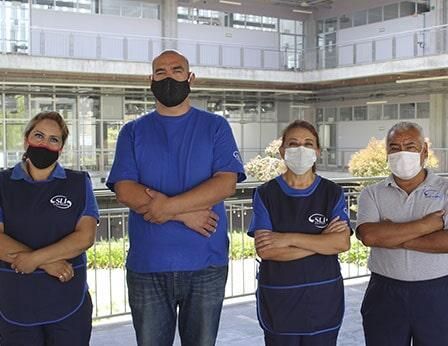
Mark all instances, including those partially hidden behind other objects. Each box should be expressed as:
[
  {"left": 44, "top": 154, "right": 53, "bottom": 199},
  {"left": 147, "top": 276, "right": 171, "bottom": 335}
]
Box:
[
  {"left": 254, "top": 230, "right": 289, "bottom": 252},
  {"left": 421, "top": 210, "right": 445, "bottom": 233},
  {"left": 142, "top": 189, "right": 175, "bottom": 224},
  {"left": 177, "top": 209, "right": 219, "bottom": 238},
  {"left": 322, "top": 216, "right": 349, "bottom": 234},
  {"left": 40, "top": 260, "right": 74, "bottom": 283},
  {"left": 9, "top": 251, "right": 40, "bottom": 274}
]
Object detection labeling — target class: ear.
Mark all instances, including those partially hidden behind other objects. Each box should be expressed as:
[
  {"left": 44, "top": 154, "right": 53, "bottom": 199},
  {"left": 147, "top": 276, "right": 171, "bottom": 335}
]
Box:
[
  {"left": 149, "top": 74, "right": 153, "bottom": 83},
  {"left": 316, "top": 148, "right": 321, "bottom": 158},
  {"left": 422, "top": 142, "right": 429, "bottom": 163},
  {"left": 279, "top": 146, "right": 285, "bottom": 159},
  {"left": 188, "top": 72, "right": 196, "bottom": 85}
]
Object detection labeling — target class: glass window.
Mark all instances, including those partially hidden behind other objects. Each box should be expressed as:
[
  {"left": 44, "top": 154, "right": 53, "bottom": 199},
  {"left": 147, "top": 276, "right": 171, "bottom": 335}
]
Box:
[
  {"left": 103, "top": 121, "right": 122, "bottom": 149},
  {"left": 317, "top": 20, "right": 324, "bottom": 34},
  {"left": 339, "top": 14, "right": 352, "bottom": 29},
  {"left": 368, "top": 7, "right": 383, "bottom": 24},
  {"left": 339, "top": 107, "right": 352, "bottom": 121},
  {"left": 400, "top": 1, "right": 415, "bottom": 17},
  {"left": 316, "top": 108, "right": 324, "bottom": 123},
  {"left": 383, "top": 104, "right": 398, "bottom": 120},
  {"left": 324, "top": 17, "right": 337, "bottom": 33},
  {"left": 260, "top": 101, "right": 276, "bottom": 122},
  {"left": 224, "top": 102, "right": 242, "bottom": 121},
  {"left": 6, "top": 94, "right": 29, "bottom": 119},
  {"left": 353, "top": 10, "right": 367, "bottom": 26},
  {"left": 55, "top": 95, "right": 76, "bottom": 119},
  {"left": 262, "top": 16, "right": 277, "bottom": 31},
  {"left": 6, "top": 122, "right": 26, "bottom": 150},
  {"left": 368, "top": 104, "right": 382, "bottom": 120},
  {"left": 399, "top": 103, "right": 416, "bottom": 119},
  {"left": 280, "top": 19, "right": 295, "bottom": 34},
  {"left": 417, "top": 1, "right": 430, "bottom": 14},
  {"left": 324, "top": 107, "right": 337, "bottom": 123},
  {"left": 354, "top": 106, "right": 367, "bottom": 120},
  {"left": 384, "top": 3, "right": 399, "bottom": 20},
  {"left": 416, "top": 102, "right": 429, "bottom": 118},
  {"left": 30, "top": 94, "right": 53, "bottom": 116},
  {"left": 243, "top": 101, "right": 259, "bottom": 121}
]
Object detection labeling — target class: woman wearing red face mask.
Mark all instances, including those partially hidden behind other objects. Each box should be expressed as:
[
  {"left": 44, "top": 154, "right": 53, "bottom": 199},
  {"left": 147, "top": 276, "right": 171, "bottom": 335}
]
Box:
[{"left": 0, "top": 111, "right": 98, "bottom": 346}]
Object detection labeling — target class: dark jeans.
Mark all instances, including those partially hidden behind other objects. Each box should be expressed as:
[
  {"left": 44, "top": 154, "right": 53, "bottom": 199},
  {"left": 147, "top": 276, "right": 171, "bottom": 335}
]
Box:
[
  {"left": 264, "top": 330, "right": 339, "bottom": 346},
  {"left": 0, "top": 292, "right": 92, "bottom": 346},
  {"left": 127, "top": 265, "right": 228, "bottom": 346},
  {"left": 362, "top": 273, "right": 448, "bottom": 346}
]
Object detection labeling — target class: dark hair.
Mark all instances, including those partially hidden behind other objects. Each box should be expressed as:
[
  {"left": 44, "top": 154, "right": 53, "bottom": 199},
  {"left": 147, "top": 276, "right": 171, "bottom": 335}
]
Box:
[
  {"left": 281, "top": 120, "right": 320, "bottom": 173},
  {"left": 24, "top": 111, "right": 69, "bottom": 147}
]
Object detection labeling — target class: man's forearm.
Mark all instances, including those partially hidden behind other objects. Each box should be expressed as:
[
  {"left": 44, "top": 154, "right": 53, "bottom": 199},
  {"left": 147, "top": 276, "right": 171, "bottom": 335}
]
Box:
[
  {"left": 115, "top": 180, "right": 152, "bottom": 212},
  {"left": 168, "top": 172, "right": 237, "bottom": 215},
  {"left": 402, "top": 230, "right": 448, "bottom": 253},
  {"left": 357, "top": 220, "right": 437, "bottom": 248}
]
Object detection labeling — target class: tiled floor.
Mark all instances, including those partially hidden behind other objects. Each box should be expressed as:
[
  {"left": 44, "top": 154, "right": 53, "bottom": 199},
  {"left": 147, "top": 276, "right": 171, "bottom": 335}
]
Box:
[{"left": 91, "top": 277, "right": 369, "bottom": 346}]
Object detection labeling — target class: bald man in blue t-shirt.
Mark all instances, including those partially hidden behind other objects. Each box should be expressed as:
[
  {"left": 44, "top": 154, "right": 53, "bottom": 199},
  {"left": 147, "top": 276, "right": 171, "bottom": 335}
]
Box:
[{"left": 107, "top": 50, "right": 245, "bottom": 346}]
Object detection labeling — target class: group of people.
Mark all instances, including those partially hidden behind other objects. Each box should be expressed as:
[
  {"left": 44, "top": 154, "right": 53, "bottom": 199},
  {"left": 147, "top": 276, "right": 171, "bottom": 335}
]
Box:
[{"left": 0, "top": 49, "right": 446, "bottom": 346}]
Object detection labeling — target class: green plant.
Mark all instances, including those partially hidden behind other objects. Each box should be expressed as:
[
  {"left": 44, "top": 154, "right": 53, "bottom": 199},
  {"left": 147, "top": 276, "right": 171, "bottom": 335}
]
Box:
[
  {"left": 338, "top": 237, "right": 369, "bottom": 267},
  {"left": 229, "top": 231, "right": 256, "bottom": 260},
  {"left": 87, "top": 239, "right": 127, "bottom": 269}
]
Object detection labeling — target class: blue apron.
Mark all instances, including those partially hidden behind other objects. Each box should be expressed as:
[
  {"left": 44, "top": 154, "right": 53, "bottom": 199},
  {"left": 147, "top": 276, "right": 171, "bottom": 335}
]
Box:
[{"left": 0, "top": 168, "right": 88, "bottom": 326}]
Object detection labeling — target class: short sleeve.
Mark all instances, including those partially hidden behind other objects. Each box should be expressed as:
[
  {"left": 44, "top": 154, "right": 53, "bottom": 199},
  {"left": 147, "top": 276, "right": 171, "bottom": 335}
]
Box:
[
  {"left": 247, "top": 190, "right": 273, "bottom": 237},
  {"left": 212, "top": 118, "right": 246, "bottom": 183},
  {"left": 0, "top": 208, "right": 3, "bottom": 224},
  {"left": 331, "top": 189, "right": 352, "bottom": 233},
  {"left": 356, "top": 187, "right": 381, "bottom": 231},
  {"left": 106, "top": 122, "right": 139, "bottom": 191},
  {"left": 81, "top": 173, "right": 100, "bottom": 223}
]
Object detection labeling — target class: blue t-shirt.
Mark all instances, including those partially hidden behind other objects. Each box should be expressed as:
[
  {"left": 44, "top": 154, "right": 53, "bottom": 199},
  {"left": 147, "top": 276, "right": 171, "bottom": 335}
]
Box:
[{"left": 106, "top": 107, "right": 246, "bottom": 273}]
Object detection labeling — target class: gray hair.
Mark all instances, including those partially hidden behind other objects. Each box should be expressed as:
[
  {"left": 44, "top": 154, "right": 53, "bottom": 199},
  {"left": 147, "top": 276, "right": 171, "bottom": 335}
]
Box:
[{"left": 386, "top": 121, "right": 425, "bottom": 146}]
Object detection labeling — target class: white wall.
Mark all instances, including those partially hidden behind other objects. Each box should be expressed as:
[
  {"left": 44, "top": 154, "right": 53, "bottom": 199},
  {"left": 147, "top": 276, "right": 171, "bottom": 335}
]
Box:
[
  {"left": 31, "top": 9, "right": 161, "bottom": 61},
  {"left": 337, "top": 12, "right": 436, "bottom": 65},
  {"left": 177, "top": 23, "right": 280, "bottom": 69}
]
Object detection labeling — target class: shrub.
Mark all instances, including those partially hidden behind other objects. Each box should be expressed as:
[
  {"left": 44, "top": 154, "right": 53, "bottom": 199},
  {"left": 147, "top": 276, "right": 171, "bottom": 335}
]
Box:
[
  {"left": 87, "top": 239, "right": 127, "bottom": 269},
  {"left": 338, "top": 237, "right": 369, "bottom": 267},
  {"left": 245, "top": 138, "right": 286, "bottom": 181}
]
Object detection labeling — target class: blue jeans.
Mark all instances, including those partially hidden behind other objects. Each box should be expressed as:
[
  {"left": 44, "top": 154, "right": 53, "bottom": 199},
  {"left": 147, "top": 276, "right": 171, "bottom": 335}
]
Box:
[{"left": 127, "top": 265, "right": 228, "bottom": 346}]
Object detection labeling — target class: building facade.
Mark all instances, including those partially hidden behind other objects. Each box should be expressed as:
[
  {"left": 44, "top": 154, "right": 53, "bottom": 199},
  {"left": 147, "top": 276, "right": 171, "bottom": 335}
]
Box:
[{"left": 0, "top": 0, "right": 445, "bottom": 186}]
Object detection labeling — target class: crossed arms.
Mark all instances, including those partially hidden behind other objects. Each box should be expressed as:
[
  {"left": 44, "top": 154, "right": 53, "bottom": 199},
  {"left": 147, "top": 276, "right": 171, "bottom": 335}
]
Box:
[
  {"left": 114, "top": 171, "right": 238, "bottom": 238},
  {"left": 357, "top": 210, "right": 448, "bottom": 253},
  {"left": 254, "top": 216, "right": 351, "bottom": 262},
  {"left": 0, "top": 215, "right": 97, "bottom": 281}
]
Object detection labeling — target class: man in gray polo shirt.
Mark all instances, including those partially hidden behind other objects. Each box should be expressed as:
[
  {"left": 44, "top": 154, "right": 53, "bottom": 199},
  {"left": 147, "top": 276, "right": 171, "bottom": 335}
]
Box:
[{"left": 356, "top": 121, "right": 448, "bottom": 346}]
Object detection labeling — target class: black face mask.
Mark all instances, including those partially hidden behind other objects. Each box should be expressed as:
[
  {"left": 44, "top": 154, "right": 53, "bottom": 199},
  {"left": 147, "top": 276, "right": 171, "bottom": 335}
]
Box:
[
  {"left": 151, "top": 77, "right": 191, "bottom": 107},
  {"left": 25, "top": 145, "right": 59, "bottom": 169}
]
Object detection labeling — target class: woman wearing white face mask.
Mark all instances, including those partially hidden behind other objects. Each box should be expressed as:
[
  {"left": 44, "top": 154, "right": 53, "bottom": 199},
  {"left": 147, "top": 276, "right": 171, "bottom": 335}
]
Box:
[{"left": 247, "top": 120, "right": 351, "bottom": 346}]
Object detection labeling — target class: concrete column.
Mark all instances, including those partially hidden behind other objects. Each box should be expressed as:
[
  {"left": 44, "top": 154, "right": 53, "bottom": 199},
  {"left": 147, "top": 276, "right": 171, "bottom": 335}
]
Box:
[
  {"left": 160, "top": 0, "right": 178, "bottom": 50},
  {"left": 429, "top": 93, "right": 447, "bottom": 148},
  {"left": 303, "top": 19, "right": 317, "bottom": 71},
  {"left": 432, "top": 0, "right": 447, "bottom": 52}
]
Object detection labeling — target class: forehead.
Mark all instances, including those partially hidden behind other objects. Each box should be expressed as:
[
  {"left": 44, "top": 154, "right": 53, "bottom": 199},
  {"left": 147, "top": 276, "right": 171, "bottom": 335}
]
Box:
[
  {"left": 284, "top": 127, "right": 316, "bottom": 141},
  {"left": 31, "top": 119, "right": 62, "bottom": 135},
  {"left": 388, "top": 128, "right": 422, "bottom": 144},
  {"left": 153, "top": 53, "right": 188, "bottom": 70}
]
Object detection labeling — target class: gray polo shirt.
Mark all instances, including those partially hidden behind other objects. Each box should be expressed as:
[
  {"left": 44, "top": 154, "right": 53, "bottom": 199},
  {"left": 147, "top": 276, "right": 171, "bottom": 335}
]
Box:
[{"left": 356, "top": 170, "right": 448, "bottom": 281}]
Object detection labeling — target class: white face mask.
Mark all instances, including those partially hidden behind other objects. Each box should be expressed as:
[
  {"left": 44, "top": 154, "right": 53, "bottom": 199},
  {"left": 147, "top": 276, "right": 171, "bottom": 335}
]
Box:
[
  {"left": 284, "top": 146, "right": 317, "bottom": 175},
  {"left": 387, "top": 151, "right": 423, "bottom": 180}
]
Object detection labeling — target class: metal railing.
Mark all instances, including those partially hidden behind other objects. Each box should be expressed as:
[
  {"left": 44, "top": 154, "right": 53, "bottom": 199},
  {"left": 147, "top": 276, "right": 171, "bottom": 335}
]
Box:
[
  {"left": 6, "top": 23, "right": 446, "bottom": 72},
  {"left": 89, "top": 178, "right": 374, "bottom": 320}
]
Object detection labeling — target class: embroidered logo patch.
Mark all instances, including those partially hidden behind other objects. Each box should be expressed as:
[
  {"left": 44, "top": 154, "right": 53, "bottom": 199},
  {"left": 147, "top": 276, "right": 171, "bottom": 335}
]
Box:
[
  {"left": 308, "top": 213, "right": 328, "bottom": 228},
  {"left": 233, "top": 151, "right": 243, "bottom": 165},
  {"left": 50, "top": 195, "right": 72, "bottom": 209},
  {"left": 423, "top": 189, "right": 442, "bottom": 199}
]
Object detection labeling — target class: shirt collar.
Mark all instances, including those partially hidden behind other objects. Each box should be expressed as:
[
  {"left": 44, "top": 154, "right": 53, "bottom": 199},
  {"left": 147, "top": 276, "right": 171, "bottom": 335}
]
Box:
[{"left": 11, "top": 162, "right": 66, "bottom": 182}]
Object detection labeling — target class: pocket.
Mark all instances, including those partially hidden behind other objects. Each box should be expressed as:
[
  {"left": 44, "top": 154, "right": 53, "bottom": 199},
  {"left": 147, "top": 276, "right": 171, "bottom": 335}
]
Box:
[{"left": 257, "top": 276, "right": 344, "bottom": 335}]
